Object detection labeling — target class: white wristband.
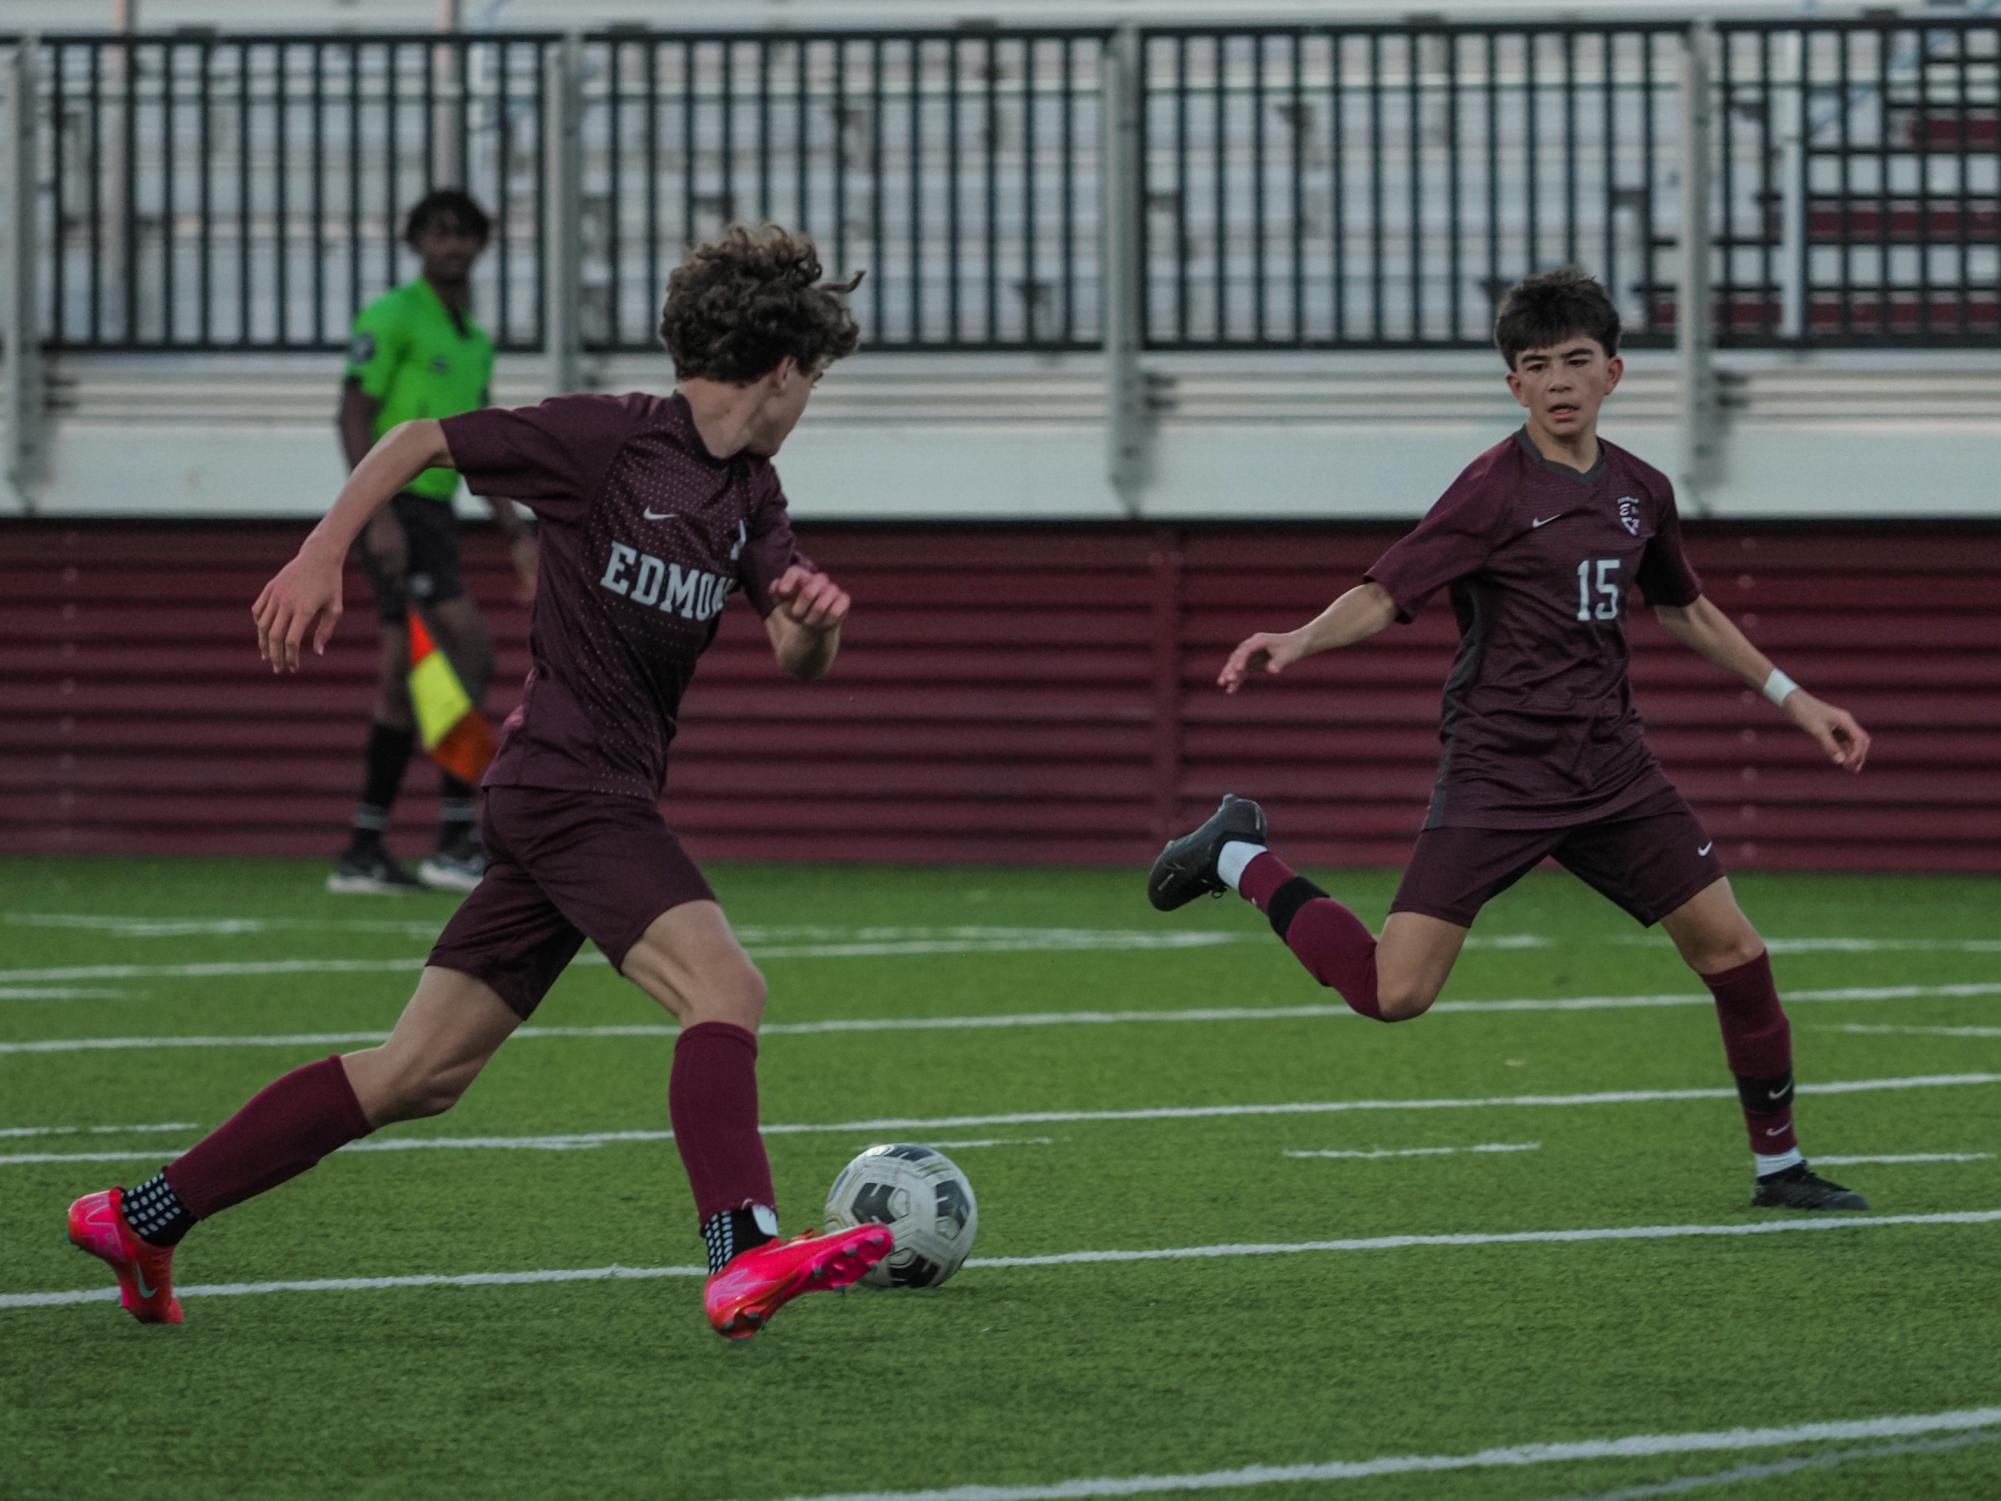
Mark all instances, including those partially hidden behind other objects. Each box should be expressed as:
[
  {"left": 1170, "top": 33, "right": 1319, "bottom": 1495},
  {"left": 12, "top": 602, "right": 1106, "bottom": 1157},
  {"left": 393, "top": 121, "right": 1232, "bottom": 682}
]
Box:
[{"left": 1762, "top": 668, "right": 1799, "bottom": 708}]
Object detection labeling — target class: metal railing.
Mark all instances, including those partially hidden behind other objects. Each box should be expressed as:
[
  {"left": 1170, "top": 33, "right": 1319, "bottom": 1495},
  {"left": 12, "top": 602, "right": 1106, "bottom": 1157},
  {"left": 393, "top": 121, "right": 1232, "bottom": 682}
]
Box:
[
  {"left": 1139, "top": 22, "right": 1690, "bottom": 349},
  {"left": 1717, "top": 17, "right": 2001, "bottom": 345},
  {"left": 2, "top": 17, "right": 1997, "bottom": 357},
  {"left": 31, "top": 32, "right": 557, "bottom": 351}
]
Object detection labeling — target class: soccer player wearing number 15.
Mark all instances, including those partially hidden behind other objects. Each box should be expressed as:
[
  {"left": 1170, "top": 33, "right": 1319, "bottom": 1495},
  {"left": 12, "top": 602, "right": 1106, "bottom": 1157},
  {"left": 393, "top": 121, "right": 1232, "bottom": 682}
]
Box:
[{"left": 1151, "top": 269, "right": 1876, "bottom": 1212}]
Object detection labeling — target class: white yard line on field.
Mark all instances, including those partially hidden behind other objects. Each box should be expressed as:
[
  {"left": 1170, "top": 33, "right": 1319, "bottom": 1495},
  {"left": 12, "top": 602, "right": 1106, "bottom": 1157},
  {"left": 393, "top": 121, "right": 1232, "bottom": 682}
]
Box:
[
  {"left": 922, "top": 1137, "right": 1057, "bottom": 1150},
  {"left": 29, "top": 912, "right": 2001, "bottom": 954},
  {"left": 1834, "top": 1023, "right": 2001, "bottom": 1039},
  {"left": 7, "top": 1211, "right": 2001, "bottom": 1314},
  {"left": 1533, "top": 1428, "right": 2001, "bottom": 1501},
  {"left": 1536, "top": 1432, "right": 2000, "bottom": 1501},
  {"left": 757, "top": 1412, "right": 2001, "bottom": 1501},
  {"left": 0, "top": 929, "right": 1259, "bottom": 991},
  {"left": 0, "top": 1131, "right": 1058, "bottom": 1168},
  {"left": 1617, "top": 935, "right": 2001, "bottom": 954},
  {"left": 4, "top": 914, "right": 446, "bottom": 939},
  {"left": 1814, "top": 1152, "right": 1993, "bottom": 1165},
  {"left": 0, "top": 1122, "right": 197, "bottom": 1139},
  {"left": 1, "top": 911, "right": 1552, "bottom": 952},
  {"left": 741, "top": 1412, "right": 2001, "bottom": 1501},
  {"left": 5, "top": 979, "right": 2000, "bottom": 1044},
  {"left": 1283, "top": 1142, "right": 1541, "bottom": 1161},
  {"left": 18, "top": 951, "right": 2001, "bottom": 993},
  {"left": 3, "top": 1075, "right": 1996, "bottom": 1170},
  {"left": 0, "top": 989, "right": 139, "bottom": 1001}
]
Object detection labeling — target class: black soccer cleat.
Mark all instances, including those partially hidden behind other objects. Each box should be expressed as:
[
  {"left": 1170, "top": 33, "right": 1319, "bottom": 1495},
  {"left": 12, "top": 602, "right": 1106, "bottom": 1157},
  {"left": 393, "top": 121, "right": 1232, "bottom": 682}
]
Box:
[
  {"left": 419, "top": 834, "right": 488, "bottom": 893},
  {"left": 1751, "top": 1162, "right": 1869, "bottom": 1212},
  {"left": 1147, "top": 794, "right": 1269, "bottom": 912}
]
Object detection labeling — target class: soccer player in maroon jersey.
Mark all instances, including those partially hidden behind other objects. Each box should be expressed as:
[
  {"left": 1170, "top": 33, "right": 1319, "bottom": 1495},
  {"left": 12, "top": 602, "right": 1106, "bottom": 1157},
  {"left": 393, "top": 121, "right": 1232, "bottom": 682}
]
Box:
[
  {"left": 1149, "top": 269, "right": 1875, "bottom": 1212},
  {"left": 65, "top": 226, "right": 892, "bottom": 1337}
]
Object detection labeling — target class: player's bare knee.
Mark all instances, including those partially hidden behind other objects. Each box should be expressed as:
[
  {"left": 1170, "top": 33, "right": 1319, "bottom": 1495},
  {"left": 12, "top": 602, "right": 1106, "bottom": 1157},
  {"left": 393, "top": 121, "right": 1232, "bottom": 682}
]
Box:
[
  {"left": 354, "top": 1043, "right": 478, "bottom": 1122},
  {"left": 702, "top": 961, "right": 766, "bottom": 1033},
  {"left": 1690, "top": 932, "right": 1767, "bottom": 976},
  {"left": 1375, "top": 979, "right": 1440, "bottom": 1022},
  {"left": 407, "top": 1062, "right": 475, "bottom": 1119}
]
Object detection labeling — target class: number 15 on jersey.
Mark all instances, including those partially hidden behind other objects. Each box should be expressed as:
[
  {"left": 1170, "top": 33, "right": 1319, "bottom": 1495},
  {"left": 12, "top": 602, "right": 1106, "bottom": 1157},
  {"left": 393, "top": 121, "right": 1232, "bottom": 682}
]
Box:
[{"left": 1576, "top": 558, "right": 1623, "bottom": 622}]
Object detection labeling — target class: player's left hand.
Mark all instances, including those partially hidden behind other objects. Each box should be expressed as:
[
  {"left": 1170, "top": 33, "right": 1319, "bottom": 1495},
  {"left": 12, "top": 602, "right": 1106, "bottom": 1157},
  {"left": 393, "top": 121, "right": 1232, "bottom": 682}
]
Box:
[
  {"left": 769, "top": 565, "right": 850, "bottom": 634},
  {"left": 1787, "top": 692, "right": 1871, "bottom": 773},
  {"left": 510, "top": 534, "right": 539, "bottom": 605},
  {"left": 252, "top": 542, "right": 344, "bottom": 673}
]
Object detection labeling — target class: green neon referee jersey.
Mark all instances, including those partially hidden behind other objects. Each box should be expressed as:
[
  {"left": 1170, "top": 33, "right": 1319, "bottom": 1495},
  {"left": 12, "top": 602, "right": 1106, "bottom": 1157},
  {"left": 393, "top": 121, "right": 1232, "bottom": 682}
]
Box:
[{"left": 345, "top": 277, "right": 495, "bottom": 501}]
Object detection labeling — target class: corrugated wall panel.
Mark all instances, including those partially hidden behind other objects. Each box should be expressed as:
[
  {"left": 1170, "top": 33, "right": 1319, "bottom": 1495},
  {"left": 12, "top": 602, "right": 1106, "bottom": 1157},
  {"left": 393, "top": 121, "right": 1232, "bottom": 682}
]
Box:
[{"left": 3, "top": 521, "right": 1997, "bottom": 872}]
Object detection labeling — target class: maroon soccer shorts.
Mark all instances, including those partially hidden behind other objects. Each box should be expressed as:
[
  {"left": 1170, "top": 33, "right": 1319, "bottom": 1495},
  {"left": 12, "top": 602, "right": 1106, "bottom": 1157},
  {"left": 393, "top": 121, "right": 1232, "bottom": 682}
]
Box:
[
  {"left": 427, "top": 786, "right": 716, "bottom": 1018},
  {"left": 1389, "top": 785, "right": 1725, "bottom": 930}
]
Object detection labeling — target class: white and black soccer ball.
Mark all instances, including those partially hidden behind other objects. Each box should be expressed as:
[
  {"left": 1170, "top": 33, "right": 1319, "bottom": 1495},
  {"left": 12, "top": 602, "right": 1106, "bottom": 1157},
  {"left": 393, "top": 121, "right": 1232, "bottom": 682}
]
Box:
[{"left": 823, "top": 1143, "right": 978, "bottom": 1289}]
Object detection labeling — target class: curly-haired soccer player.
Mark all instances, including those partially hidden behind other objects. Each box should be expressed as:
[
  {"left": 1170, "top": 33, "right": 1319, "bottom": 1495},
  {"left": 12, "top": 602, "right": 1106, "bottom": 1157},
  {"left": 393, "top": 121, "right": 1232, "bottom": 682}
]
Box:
[
  {"left": 68, "top": 226, "right": 892, "bottom": 1338},
  {"left": 1150, "top": 268, "right": 1874, "bottom": 1213}
]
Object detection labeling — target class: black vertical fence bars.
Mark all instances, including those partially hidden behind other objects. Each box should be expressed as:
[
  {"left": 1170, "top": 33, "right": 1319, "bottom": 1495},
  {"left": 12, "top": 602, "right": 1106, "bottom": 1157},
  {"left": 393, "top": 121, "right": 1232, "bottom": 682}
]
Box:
[
  {"left": 1731, "top": 16, "right": 2000, "bottom": 346},
  {"left": 582, "top": 29, "right": 1105, "bottom": 353},
  {"left": 31, "top": 31, "right": 557, "bottom": 353},
  {"left": 1139, "top": 22, "right": 1689, "bottom": 350},
  {"left": 10, "top": 19, "right": 1999, "bottom": 355}
]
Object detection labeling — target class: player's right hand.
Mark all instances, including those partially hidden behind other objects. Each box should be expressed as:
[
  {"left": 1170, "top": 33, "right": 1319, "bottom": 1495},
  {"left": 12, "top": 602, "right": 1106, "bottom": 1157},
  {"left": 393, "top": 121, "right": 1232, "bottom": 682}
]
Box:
[
  {"left": 252, "top": 546, "right": 344, "bottom": 673},
  {"left": 1217, "top": 631, "right": 1304, "bottom": 694}
]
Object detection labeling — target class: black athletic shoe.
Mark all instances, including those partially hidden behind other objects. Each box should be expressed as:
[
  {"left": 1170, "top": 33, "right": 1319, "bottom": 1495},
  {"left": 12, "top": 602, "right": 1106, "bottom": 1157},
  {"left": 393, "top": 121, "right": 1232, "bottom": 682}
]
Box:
[
  {"left": 327, "top": 845, "right": 425, "bottom": 895},
  {"left": 1147, "top": 794, "right": 1269, "bottom": 912},
  {"left": 419, "top": 835, "right": 487, "bottom": 893},
  {"left": 1751, "top": 1162, "right": 1869, "bottom": 1212}
]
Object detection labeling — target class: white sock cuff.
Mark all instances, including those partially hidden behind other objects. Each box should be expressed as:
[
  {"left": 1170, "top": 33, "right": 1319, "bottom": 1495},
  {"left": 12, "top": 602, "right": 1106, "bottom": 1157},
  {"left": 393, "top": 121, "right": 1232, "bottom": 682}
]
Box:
[
  {"left": 1216, "top": 840, "right": 1267, "bottom": 892},
  {"left": 1754, "top": 1147, "right": 1804, "bottom": 1177}
]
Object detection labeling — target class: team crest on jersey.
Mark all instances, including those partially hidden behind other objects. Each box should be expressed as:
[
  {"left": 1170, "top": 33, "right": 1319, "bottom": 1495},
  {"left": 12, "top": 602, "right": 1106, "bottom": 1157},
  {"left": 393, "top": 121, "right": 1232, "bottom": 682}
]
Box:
[
  {"left": 1616, "top": 496, "right": 1641, "bottom": 535},
  {"left": 348, "top": 333, "right": 375, "bottom": 364}
]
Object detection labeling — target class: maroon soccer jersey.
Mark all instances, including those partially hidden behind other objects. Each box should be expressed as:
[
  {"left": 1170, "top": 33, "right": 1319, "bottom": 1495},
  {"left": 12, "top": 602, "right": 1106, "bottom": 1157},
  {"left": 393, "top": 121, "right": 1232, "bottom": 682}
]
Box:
[
  {"left": 440, "top": 392, "right": 808, "bottom": 799},
  {"left": 1364, "top": 429, "right": 1703, "bottom": 830}
]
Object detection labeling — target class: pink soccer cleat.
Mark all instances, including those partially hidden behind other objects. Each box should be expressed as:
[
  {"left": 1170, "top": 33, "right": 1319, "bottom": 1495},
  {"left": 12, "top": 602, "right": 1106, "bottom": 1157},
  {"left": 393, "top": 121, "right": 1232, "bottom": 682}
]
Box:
[
  {"left": 704, "top": 1224, "right": 893, "bottom": 1341},
  {"left": 66, "top": 1188, "right": 184, "bottom": 1325}
]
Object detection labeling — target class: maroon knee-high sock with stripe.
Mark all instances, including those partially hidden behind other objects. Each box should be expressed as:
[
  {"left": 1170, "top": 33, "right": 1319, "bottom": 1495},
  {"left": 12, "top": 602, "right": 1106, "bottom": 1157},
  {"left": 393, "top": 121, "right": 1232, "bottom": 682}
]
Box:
[
  {"left": 1237, "top": 852, "right": 1385, "bottom": 1021},
  {"left": 1703, "top": 951, "right": 1798, "bottom": 1160}
]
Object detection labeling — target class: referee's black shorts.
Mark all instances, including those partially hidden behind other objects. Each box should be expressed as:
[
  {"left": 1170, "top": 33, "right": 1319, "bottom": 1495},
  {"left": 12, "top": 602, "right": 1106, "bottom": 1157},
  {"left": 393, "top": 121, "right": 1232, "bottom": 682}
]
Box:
[{"left": 357, "top": 492, "right": 466, "bottom": 623}]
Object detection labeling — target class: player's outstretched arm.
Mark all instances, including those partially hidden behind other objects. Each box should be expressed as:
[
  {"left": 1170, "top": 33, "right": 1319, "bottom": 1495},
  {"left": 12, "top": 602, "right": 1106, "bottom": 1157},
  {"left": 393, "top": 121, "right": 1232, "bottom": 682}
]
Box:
[
  {"left": 1217, "top": 581, "right": 1397, "bottom": 695},
  {"left": 764, "top": 565, "right": 850, "bottom": 681},
  {"left": 252, "top": 418, "right": 452, "bottom": 673},
  {"left": 1654, "top": 595, "right": 1871, "bottom": 773}
]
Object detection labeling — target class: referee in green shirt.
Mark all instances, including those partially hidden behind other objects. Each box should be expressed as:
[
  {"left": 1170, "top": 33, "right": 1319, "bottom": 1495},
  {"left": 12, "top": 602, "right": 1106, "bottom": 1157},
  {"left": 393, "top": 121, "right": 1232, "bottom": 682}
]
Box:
[{"left": 333, "top": 189, "right": 536, "bottom": 894}]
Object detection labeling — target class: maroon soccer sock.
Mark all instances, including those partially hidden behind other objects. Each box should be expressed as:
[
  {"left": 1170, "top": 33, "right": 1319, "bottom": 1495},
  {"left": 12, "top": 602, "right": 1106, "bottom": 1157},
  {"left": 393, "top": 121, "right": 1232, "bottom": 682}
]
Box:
[
  {"left": 670, "top": 1021, "right": 777, "bottom": 1225},
  {"left": 1237, "top": 852, "right": 1385, "bottom": 1020},
  {"left": 1701, "top": 951, "right": 1800, "bottom": 1159},
  {"left": 162, "top": 1055, "right": 375, "bottom": 1222}
]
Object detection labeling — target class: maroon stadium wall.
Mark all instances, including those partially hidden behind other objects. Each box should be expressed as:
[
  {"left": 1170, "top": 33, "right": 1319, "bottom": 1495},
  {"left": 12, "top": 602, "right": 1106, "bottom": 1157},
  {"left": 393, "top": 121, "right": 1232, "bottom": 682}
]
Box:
[{"left": 3, "top": 521, "right": 1997, "bottom": 872}]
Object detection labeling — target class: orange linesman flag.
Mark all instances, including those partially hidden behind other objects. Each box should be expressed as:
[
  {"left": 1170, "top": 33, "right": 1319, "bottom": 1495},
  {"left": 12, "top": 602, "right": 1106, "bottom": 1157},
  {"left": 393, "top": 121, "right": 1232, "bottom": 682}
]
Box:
[{"left": 406, "top": 612, "right": 495, "bottom": 785}]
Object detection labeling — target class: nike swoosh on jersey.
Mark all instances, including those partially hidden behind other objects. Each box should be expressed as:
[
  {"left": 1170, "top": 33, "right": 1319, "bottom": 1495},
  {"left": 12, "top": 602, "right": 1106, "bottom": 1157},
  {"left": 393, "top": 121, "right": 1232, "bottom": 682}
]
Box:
[
  {"left": 1697, "top": 842, "right": 1713, "bottom": 856},
  {"left": 642, "top": 508, "right": 676, "bottom": 521}
]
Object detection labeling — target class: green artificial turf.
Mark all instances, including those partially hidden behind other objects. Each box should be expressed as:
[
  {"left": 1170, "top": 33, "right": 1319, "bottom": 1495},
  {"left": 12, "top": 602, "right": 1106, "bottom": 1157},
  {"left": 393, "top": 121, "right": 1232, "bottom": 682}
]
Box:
[{"left": 0, "top": 857, "right": 1997, "bottom": 1501}]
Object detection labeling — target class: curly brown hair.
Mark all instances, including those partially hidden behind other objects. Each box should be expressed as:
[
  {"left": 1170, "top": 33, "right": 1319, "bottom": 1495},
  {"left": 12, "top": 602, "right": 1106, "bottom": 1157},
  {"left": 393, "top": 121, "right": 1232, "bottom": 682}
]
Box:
[{"left": 658, "top": 224, "right": 862, "bottom": 382}]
